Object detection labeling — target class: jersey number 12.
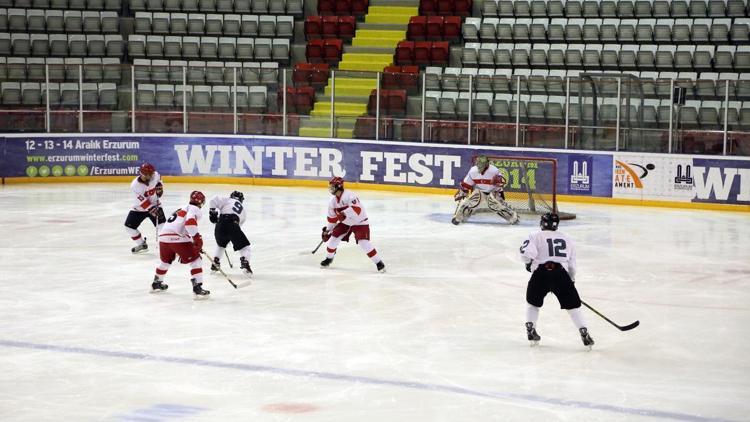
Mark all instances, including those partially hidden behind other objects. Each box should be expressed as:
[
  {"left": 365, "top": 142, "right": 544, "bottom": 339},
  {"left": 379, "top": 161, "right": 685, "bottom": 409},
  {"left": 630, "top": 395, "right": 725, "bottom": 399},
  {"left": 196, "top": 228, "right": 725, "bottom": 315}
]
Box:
[{"left": 546, "top": 239, "right": 567, "bottom": 257}]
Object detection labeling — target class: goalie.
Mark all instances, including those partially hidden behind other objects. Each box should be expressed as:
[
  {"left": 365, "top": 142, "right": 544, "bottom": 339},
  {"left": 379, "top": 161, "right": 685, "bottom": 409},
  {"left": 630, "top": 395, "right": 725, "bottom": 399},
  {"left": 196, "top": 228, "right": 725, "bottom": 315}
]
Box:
[{"left": 452, "top": 155, "right": 520, "bottom": 225}]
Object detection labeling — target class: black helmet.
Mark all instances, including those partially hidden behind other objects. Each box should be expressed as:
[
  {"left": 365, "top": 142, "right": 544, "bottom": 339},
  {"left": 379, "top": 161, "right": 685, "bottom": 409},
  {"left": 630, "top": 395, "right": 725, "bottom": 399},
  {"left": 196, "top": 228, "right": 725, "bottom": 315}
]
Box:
[
  {"left": 230, "top": 190, "right": 244, "bottom": 203},
  {"left": 540, "top": 212, "right": 559, "bottom": 231}
]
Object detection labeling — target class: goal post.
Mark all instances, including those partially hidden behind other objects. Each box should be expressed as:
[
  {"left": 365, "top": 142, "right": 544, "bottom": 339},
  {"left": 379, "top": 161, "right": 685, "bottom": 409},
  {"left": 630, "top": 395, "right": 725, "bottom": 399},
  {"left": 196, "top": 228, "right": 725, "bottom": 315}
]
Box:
[{"left": 482, "top": 155, "right": 576, "bottom": 220}]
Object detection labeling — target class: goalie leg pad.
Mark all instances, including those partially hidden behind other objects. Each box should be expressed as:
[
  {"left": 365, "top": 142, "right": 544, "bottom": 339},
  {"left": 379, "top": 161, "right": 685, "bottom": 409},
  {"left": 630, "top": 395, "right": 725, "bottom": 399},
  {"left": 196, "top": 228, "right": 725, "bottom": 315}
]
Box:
[
  {"left": 453, "top": 190, "right": 482, "bottom": 223},
  {"left": 487, "top": 192, "right": 520, "bottom": 225}
]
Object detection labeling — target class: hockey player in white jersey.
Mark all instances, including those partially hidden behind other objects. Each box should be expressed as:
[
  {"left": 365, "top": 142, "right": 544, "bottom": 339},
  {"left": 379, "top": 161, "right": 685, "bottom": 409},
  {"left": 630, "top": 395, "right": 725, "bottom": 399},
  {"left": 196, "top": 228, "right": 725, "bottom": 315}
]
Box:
[
  {"left": 452, "top": 155, "right": 519, "bottom": 225},
  {"left": 124, "top": 162, "right": 166, "bottom": 253},
  {"left": 208, "top": 191, "right": 252, "bottom": 276},
  {"left": 520, "top": 213, "right": 594, "bottom": 348},
  {"left": 152, "top": 190, "right": 209, "bottom": 297},
  {"left": 320, "top": 177, "right": 385, "bottom": 273}
]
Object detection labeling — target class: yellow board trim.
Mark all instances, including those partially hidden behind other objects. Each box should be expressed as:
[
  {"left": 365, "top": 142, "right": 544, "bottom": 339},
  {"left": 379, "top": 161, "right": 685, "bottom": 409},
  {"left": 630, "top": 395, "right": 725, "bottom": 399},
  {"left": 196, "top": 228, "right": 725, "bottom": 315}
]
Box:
[{"left": 4, "top": 175, "right": 749, "bottom": 212}]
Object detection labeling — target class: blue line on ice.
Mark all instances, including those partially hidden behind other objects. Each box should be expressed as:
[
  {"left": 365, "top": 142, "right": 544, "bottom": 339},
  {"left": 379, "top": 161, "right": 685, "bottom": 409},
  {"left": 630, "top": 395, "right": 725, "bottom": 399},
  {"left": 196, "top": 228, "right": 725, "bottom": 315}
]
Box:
[{"left": 0, "top": 339, "right": 732, "bottom": 422}]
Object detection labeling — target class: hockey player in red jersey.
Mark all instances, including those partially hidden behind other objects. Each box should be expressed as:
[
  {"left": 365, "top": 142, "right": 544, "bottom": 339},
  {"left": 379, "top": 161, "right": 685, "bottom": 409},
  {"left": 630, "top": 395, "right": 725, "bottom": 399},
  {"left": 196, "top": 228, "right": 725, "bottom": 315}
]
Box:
[
  {"left": 452, "top": 155, "right": 519, "bottom": 225},
  {"left": 151, "top": 191, "right": 210, "bottom": 297},
  {"left": 125, "top": 162, "right": 166, "bottom": 253},
  {"left": 320, "top": 177, "right": 385, "bottom": 273}
]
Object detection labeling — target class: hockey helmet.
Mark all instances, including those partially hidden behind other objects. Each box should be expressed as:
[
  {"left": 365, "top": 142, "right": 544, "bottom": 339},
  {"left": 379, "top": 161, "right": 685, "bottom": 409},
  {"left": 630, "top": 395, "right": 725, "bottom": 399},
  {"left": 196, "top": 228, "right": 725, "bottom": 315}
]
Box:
[
  {"left": 190, "top": 191, "right": 206, "bottom": 207},
  {"left": 540, "top": 212, "right": 560, "bottom": 231},
  {"left": 230, "top": 190, "right": 244, "bottom": 203},
  {"left": 329, "top": 176, "right": 345, "bottom": 194},
  {"left": 475, "top": 155, "right": 490, "bottom": 172},
  {"left": 139, "top": 162, "right": 155, "bottom": 180}
]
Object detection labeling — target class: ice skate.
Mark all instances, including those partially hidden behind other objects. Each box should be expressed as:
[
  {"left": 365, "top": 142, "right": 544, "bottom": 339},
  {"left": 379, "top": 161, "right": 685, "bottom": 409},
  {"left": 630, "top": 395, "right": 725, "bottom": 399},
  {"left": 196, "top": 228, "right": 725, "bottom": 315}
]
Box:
[
  {"left": 210, "top": 257, "right": 221, "bottom": 273},
  {"left": 192, "top": 279, "right": 210, "bottom": 299},
  {"left": 580, "top": 327, "right": 594, "bottom": 349},
  {"left": 240, "top": 257, "right": 253, "bottom": 277},
  {"left": 526, "top": 322, "right": 541, "bottom": 346},
  {"left": 131, "top": 239, "right": 148, "bottom": 254},
  {"left": 376, "top": 261, "right": 386, "bottom": 273},
  {"left": 320, "top": 257, "right": 334, "bottom": 268},
  {"left": 150, "top": 275, "right": 168, "bottom": 293}
]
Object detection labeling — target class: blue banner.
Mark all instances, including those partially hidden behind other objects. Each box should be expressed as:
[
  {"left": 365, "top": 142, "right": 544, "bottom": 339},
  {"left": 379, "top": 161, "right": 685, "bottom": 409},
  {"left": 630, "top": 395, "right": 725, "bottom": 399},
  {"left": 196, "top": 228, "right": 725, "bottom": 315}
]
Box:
[{"left": 2, "top": 135, "right": 615, "bottom": 198}]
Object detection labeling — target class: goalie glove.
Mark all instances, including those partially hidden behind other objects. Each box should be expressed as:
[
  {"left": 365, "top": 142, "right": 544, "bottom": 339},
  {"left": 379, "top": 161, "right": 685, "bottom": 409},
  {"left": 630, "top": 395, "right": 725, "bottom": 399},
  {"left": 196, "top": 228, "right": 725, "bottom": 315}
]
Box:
[
  {"left": 454, "top": 189, "right": 467, "bottom": 202},
  {"left": 321, "top": 227, "right": 331, "bottom": 242},
  {"left": 155, "top": 182, "right": 164, "bottom": 198},
  {"left": 209, "top": 208, "right": 218, "bottom": 224},
  {"left": 492, "top": 174, "right": 507, "bottom": 188}
]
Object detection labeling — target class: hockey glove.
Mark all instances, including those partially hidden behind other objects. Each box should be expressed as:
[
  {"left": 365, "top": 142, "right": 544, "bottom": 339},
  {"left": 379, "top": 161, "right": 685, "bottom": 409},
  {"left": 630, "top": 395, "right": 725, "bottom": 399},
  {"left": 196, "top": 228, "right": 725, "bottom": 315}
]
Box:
[
  {"left": 321, "top": 227, "right": 331, "bottom": 242},
  {"left": 336, "top": 211, "right": 346, "bottom": 222},
  {"left": 454, "top": 189, "right": 467, "bottom": 202},
  {"left": 155, "top": 182, "right": 164, "bottom": 198},
  {"left": 525, "top": 262, "right": 532, "bottom": 273},
  {"left": 147, "top": 206, "right": 160, "bottom": 217},
  {"left": 209, "top": 208, "right": 218, "bottom": 224},
  {"left": 192, "top": 234, "right": 203, "bottom": 253}
]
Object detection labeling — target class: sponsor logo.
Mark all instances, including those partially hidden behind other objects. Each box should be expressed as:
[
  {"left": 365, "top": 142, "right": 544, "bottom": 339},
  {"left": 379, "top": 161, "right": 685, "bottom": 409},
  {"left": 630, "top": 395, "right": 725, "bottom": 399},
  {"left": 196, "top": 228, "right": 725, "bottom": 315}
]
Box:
[
  {"left": 673, "top": 164, "right": 694, "bottom": 191},
  {"left": 569, "top": 156, "right": 592, "bottom": 194},
  {"left": 614, "top": 160, "right": 655, "bottom": 189}
]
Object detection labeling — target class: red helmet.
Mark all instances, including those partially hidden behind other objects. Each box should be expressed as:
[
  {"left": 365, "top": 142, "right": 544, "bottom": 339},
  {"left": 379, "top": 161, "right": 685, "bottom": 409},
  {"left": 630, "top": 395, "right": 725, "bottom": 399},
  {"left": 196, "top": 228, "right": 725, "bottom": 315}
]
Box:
[
  {"left": 329, "top": 176, "right": 344, "bottom": 194},
  {"left": 139, "top": 162, "right": 155, "bottom": 176},
  {"left": 190, "top": 190, "right": 206, "bottom": 206}
]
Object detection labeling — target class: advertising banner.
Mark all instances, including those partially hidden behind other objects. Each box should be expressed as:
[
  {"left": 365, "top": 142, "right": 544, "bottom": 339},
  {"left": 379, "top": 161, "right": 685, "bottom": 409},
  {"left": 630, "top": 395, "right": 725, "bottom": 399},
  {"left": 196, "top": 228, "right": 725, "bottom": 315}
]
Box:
[
  {"left": 1, "top": 135, "right": 615, "bottom": 198},
  {"left": 612, "top": 153, "right": 750, "bottom": 205}
]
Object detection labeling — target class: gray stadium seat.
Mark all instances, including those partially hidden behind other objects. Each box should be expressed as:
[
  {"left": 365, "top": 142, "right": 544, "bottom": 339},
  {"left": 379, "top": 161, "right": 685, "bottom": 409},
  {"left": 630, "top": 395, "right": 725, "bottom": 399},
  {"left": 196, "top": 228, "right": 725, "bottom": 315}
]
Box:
[
  {"left": 146, "top": 35, "right": 164, "bottom": 58},
  {"left": 12, "top": 33, "right": 31, "bottom": 56},
  {"left": 22, "top": 82, "right": 42, "bottom": 106},
  {"left": 218, "top": 37, "right": 235, "bottom": 59},
  {"left": 83, "top": 57, "right": 102, "bottom": 81},
  {"left": 212, "top": 85, "right": 230, "bottom": 109},
  {"left": 101, "top": 12, "right": 119, "bottom": 33},
  {"left": 164, "top": 36, "right": 182, "bottom": 59},
  {"left": 192, "top": 85, "right": 211, "bottom": 109},
  {"left": 287, "top": 0, "right": 303, "bottom": 16},
  {"left": 205, "top": 14, "right": 223, "bottom": 36},
  {"left": 241, "top": 15, "right": 258, "bottom": 36},
  {"left": 248, "top": 85, "right": 267, "bottom": 111},
  {"left": 27, "top": 10, "right": 45, "bottom": 32},
  {"left": 200, "top": 36, "right": 218, "bottom": 59},
  {"left": 83, "top": 11, "right": 101, "bottom": 33},
  {"left": 224, "top": 14, "right": 240, "bottom": 36},
  {"left": 27, "top": 57, "right": 46, "bottom": 82},
  {"left": 236, "top": 37, "right": 253, "bottom": 60},
  {"left": 188, "top": 13, "right": 204, "bottom": 34},
  {"left": 205, "top": 61, "right": 223, "bottom": 84},
  {"left": 241, "top": 61, "right": 260, "bottom": 84},
  {"left": 128, "top": 35, "right": 147, "bottom": 58},
  {"left": 259, "top": 15, "right": 275, "bottom": 37},
  {"left": 164, "top": 0, "right": 180, "bottom": 11},
  {"left": 151, "top": 59, "right": 169, "bottom": 83},
  {"left": 2, "top": 82, "right": 22, "bottom": 106},
  {"left": 187, "top": 60, "right": 206, "bottom": 84},
  {"left": 269, "top": 0, "right": 285, "bottom": 14},
  {"left": 252, "top": 0, "right": 267, "bottom": 13},
  {"left": 155, "top": 84, "right": 174, "bottom": 108},
  {"left": 171, "top": 13, "right": 187, "bottom": 34},
  {"left": 137, "top": 84, "right": 156, "bottom": 109},
  {"left": 169, "top": 60, "right": 187, "bottom": 83},
  {"left": 7, "top": 58, "right": 27, "bottom": 82},
  {"left": 135, "top": 12, "right": 151, "bottom": 34},
  {"left": 102, "top": 57, "right": 121, "bottom": 82},
  {"left": 98, "top": 83, "right": 117, "bottom": 109},
  {"left": 32, "top": 35, "right": 50, "bottom": 58},
  {"left": 254, "top": 37, "right": 272, "bottom": 60},
  {"left": 234, "top": 0, "right": 250, "bottom": 13},
  {"left": 182, "top": 36, "right": 200, "bottom": 59},
  {"left": 216, "top": 0, "right": 233, "bottom": 12},
  {"left": 152, "top": 13, "right": 170, "bottom": 34},
  {"left": 134, "top": 59, "right": 151, "bottom": 83}
]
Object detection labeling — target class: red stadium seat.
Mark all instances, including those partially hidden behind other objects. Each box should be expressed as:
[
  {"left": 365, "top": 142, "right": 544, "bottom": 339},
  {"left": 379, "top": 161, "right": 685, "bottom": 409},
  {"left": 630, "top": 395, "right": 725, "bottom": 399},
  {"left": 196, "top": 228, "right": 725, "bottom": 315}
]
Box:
[
  {"left": 399, "top": 65, "right": 419, "bottom": 91},
  {"left": 293, "top": 63, "right": 314, "bottom": 86},
  {"left": 408, "top": 16, "right": 427, "bottom": 41},
  {"left": 382, "top": 66, "right": 401, "bottom": 89},
  {"left": 309, "top": 63, "right": 330, "bottom": 87},
  {"left": 295, "top": 86, "right": 316, "bottom": 114},
  {"left": 335, "top": 0, "right": 352, "bottom": 15},
  {"left": 324, "top": 39, "right": 343, "bottom": 64},
  {"left": 305, "top": 16, "right": 322, "bottom": 39},
  {"left": 395, "top": 41, "right": 415, "bottom": 65},
  {"left": 443, "top": 16, "right": 461, "bottom": 42},
  {"left": 387, "top": 89, "right": 407, "bottom": 116},
  {"left": 437, "top": 0, "right": 453, "bottom": 15},
  {"left": 322, "top": 16, "right": 339, "bottom": 38},
  {"left": 454, "top": 0, "right": 473, "bottom": 17},
  {"left": 339, "top": 16, "right": 356, "bottom": 39},
  {"left": 306, "top": 39, "right": 325, "bottom": 63},
  {"left": 431, "top": 41, "right": 449, "bottom": 66},
  {"left": 351, "top": 0, "right": 369, "bottom": 16},
  {"left": 414, "top": 41, "right": 432, "bottom": 66},
  {"left": 426, "top": 16, "right": 444, "bottom": 41},
  {"left": 318, "top": 0, "right": 335, "bottom": 14},
  {"left": 419, "top": 0, "right": 438, "bottom": 16}
]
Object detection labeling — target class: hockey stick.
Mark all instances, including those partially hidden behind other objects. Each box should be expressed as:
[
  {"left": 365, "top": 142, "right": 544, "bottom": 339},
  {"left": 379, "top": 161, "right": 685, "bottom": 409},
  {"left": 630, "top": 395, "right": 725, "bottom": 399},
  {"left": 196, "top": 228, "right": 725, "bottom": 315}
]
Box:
[
  {"left": 581, "top": 300, "right": 639, "bottom": 331},
  {"left": 311, "top": 239, "right": 325, "bottom": 254},
  {"left": 224, "top": 249, "right": 234, "bottom": 268},
  {"left": 200, "top": 250, "right": 238, "bottom": 289}
]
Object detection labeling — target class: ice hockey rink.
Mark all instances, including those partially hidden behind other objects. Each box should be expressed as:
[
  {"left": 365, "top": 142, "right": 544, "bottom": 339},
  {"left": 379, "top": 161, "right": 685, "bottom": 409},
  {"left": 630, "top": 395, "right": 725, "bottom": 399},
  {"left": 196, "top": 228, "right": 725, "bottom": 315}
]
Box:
[{"left": 0, "top": 183, "right": 748, "bottom": 422}]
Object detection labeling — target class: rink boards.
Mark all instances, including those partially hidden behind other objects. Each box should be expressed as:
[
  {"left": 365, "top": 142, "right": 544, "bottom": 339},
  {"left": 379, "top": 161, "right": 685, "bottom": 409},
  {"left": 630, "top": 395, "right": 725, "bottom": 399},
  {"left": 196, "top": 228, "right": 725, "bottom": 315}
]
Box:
[{"left": 1, "top": 134, "right": 748, "bottom": 211}]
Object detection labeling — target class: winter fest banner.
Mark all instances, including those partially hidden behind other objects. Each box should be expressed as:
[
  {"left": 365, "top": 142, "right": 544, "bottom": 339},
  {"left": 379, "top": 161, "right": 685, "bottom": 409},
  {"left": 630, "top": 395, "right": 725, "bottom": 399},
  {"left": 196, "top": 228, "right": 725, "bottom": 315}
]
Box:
[{"left": 0, "top": 135, "right": 614, "bottom": 198}]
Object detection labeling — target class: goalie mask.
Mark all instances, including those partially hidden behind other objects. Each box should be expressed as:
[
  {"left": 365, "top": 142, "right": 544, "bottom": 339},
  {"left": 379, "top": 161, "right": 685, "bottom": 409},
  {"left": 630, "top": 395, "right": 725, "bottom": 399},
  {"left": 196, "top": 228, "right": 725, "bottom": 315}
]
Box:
[
  {"left": 329, "top": 177, "right": 345, "bottom": 195},
  {"left": 540, "top": 212, "right": 559, "bottom": 231},
  {"left": 475, "top": 155, "right": 490, "bottom": 173}
]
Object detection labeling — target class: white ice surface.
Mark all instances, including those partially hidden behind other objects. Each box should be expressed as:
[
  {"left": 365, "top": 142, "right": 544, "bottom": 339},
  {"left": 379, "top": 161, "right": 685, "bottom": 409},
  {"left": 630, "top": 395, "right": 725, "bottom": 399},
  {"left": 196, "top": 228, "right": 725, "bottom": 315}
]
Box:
[{"left": 0, "top": 183, "right": 749, "bottom": 422}]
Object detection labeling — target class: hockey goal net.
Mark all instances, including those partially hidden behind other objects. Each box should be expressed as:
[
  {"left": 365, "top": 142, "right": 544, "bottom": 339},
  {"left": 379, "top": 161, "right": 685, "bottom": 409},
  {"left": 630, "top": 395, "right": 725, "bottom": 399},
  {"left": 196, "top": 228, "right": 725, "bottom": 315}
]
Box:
[{"left": 483, "top": 155, "right": 576, "bottom": 220}]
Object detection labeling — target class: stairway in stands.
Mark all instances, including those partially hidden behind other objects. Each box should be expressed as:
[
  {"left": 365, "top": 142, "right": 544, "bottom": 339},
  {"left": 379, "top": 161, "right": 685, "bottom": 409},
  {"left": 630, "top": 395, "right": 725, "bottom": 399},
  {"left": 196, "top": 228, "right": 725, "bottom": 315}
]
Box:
[{"left": 298, "top": 0, "right": 418, "bottom": 138}]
